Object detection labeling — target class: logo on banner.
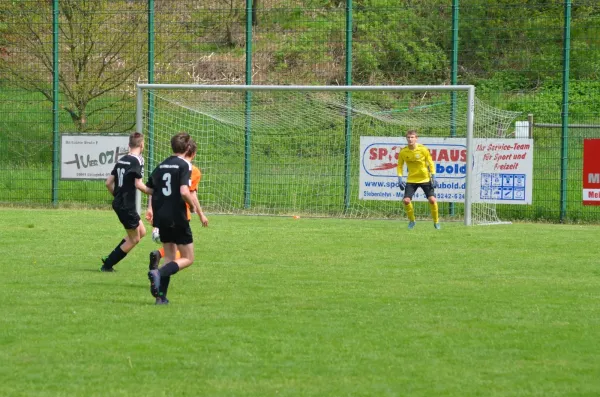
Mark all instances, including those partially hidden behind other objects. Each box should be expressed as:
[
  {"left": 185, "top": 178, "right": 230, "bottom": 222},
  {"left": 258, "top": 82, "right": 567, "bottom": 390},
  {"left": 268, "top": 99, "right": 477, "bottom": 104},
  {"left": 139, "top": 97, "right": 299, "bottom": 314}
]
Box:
[{"left": 363, "top": 143, "right": 467, "bottom": 179}]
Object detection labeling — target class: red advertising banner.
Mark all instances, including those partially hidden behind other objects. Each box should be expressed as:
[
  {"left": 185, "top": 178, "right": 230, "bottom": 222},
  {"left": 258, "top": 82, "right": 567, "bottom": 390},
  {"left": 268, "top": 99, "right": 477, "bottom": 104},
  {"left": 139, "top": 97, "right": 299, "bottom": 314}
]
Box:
[{"left": 583, "top": 139, "right": 600, "bottom": 205}]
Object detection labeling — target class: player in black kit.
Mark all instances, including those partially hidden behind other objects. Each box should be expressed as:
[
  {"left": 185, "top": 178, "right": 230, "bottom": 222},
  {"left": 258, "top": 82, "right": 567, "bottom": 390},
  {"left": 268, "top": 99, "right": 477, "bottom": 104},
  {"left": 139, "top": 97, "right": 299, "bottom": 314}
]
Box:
[
  {"left": 100, "top": 132, "right": 153, "bottom": 272},
  {"left": 146, "top": 132, "right": 208, "bottom": 304}
]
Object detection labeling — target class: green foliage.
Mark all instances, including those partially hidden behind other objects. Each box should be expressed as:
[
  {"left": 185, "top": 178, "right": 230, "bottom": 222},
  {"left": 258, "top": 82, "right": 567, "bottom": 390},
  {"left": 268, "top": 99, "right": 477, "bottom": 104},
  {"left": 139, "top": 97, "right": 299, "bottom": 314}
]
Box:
[
  {"left": 353, "top": 3, "right": 448, "bottom": 84},
  {"left": 0, "top": 0, "right": 146, "bottom": 132}
]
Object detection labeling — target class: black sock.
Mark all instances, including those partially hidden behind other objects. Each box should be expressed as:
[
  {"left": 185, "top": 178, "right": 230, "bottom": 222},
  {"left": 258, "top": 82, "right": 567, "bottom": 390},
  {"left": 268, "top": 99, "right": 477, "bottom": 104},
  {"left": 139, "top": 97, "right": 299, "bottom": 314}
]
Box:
[
  {"left": 114, "top": 239, "right": 126, "bottom": 252},
  {"left": 159, "top": 261, "right": 180, "bottom": 278},
  {"left": 103, "top": 246, "right": 127, "bottom": 268},
  {"left": 159, "top": 276, "right": 170, "bottom": 298}
]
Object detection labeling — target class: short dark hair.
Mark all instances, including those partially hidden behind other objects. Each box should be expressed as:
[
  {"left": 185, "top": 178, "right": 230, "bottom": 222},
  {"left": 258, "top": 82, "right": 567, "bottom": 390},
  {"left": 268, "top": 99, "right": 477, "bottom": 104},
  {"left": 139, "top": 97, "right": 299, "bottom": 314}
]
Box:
[
  {"left": 186, "top": 140, "right": 197, "bottom": 157},
  {"left": 129, "top": 132, "right": 144, "bottom": 148},
  {"left": 171, "top": 132, "right": 191, "bottom": 154}
]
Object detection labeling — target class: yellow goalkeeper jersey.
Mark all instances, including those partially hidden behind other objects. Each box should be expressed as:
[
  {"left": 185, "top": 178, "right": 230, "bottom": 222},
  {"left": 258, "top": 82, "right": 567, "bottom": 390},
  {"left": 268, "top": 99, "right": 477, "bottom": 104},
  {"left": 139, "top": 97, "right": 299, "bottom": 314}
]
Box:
[{"left": 397, "top": 143, "right": 435, "bottom": 183}]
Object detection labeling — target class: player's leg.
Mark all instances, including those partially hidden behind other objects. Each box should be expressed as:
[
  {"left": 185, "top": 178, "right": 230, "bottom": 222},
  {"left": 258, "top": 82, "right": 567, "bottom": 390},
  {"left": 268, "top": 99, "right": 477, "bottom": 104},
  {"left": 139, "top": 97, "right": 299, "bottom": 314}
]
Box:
[
  {"left": 149, "top": 249, "right": 161, "bottom": 271},
  {"left": 101, "top": 211, "right": 142, "bottom": 271},
  {"left": 101, "top": 237, "right": 125, "bottom": 271},
  {"left": 174, "top": 243, "right": 194, "bottom": 270},
  {"left": 403, "top": 184, "right": 417, "bottom": 229},
  {"left": 101, "top": 205, "right": 127, "bottom": 271},
  {"left": 154, "top": 224, "right": 194, "bottom": 304},
  {"left": 149, "top": 245, "right": 182, "bottom": 270},
  {"left": 152, "top": 242, "right": 176, "bottom": 303},
  {"left": 422, "top": 183, "right": 440, "bottom": 229},
  {"left": 122, "top": 220, "right": 146, "bottom": 251},
  {"left": 148, "top": 227, "right": 173, "bottom": 299}
]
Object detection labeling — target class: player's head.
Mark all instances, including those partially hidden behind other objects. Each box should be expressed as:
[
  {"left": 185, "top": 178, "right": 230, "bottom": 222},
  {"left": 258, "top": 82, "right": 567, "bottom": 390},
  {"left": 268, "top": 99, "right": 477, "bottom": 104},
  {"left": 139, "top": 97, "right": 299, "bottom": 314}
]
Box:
[
  {"left": 171, "top": 132, "right": 191, "bottom": 154},
  {"left": 129, "top": 132, "right": 144, "bottom": 150},
  {"left": 185, "top": 140, "right": 197, "bottom": 160},
  {"left": 405, "top": 130, "right": 418, "bottom": 146}
]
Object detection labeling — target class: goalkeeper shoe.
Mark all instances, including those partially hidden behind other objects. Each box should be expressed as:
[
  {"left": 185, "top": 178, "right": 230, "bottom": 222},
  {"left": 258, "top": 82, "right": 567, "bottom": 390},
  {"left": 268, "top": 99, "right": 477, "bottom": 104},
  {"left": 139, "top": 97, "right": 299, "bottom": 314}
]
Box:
[
  {"left": 149, "top": 250, "right": 161, "bottom": 271},
  {"left": 155, "top": 296, "right": 169, "bottom": 305},
  {"left": 147, "top": 269, "right": 161, "bottom": 298},
  {"left": 434, "top": 223, "right": 441, "bottom": 230},
  {"left": 408, "top": 221, "right": 416, "bottom": 230}
]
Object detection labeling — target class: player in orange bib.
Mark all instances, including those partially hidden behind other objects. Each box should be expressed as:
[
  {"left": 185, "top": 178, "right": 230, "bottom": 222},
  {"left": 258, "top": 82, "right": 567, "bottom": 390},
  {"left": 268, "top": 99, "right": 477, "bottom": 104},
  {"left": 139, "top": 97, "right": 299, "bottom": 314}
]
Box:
[{"left": 146, "top": 141, "right": 203, "bottom": 271}]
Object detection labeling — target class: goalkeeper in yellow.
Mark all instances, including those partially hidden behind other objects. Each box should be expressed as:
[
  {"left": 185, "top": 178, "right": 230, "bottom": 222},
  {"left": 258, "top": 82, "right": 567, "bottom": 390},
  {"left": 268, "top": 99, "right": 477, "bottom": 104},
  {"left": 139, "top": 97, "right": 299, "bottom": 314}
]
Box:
[{"left": 397, "top": 130, "right": 440, "bottom": 230}]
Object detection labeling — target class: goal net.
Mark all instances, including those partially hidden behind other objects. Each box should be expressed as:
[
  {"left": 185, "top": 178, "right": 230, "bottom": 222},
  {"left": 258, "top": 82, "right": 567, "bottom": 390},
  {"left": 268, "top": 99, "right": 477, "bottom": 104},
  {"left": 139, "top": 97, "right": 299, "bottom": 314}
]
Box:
[{"left": 136, "top": 85, "right": 521, "bottom": 225}]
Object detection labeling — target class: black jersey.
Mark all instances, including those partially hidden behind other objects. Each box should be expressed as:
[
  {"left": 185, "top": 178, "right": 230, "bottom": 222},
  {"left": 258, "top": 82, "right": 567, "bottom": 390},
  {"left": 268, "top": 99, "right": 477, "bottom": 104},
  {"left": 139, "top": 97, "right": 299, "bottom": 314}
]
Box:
[
  {"left": 147, "top": 155, "right": 192, "bottom": 228},
  {"left": 110, "top": 154, "right": 144, "bottom": 210}
]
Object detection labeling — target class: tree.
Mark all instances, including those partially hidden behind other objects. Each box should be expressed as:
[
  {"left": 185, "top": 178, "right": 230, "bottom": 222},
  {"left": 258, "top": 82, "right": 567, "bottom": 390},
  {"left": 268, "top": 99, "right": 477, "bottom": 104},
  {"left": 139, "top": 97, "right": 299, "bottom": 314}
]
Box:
[{"left": 0, "top": 0, "right": 148, "bottom": 132}]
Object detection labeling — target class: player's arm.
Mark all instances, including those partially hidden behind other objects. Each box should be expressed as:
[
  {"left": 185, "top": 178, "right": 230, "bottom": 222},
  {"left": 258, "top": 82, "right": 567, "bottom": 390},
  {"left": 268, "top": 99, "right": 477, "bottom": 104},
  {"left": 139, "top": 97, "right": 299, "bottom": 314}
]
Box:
[
  {"left": 397, "top": 151, "right": 405, "bottom": 178},
  {"left": 396, "top": 151, "right": 406, "bottom": 190},
  {"left": 135, "top": 178, "right": 153, "bottom": 195},
  {"left": 145, "top": 175, "right": 155, "bottom": 222},
  {"left": 190, "top": 192, "right": 208, "bottom": 227},
  {"left": 425, "top": 148, "right": 438, "bottom": 187},
  {"left": 180, "top": 184, "right": 197, "bottom": 212},
  {"left": 145, "top": 195, "right": 153, "bottom": 223},
  {"left": 180, "top": 184, "right": 207, "bottom": 225},
  {"left": 105, "top": 174, "right": 115, "bottom": 196}
]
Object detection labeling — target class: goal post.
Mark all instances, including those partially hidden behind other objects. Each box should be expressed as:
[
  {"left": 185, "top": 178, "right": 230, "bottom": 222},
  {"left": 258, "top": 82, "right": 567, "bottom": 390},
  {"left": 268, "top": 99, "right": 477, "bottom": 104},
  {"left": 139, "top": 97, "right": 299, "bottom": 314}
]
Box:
[{"left": 136, "top": 84, "right": 519, "bottom": 226}]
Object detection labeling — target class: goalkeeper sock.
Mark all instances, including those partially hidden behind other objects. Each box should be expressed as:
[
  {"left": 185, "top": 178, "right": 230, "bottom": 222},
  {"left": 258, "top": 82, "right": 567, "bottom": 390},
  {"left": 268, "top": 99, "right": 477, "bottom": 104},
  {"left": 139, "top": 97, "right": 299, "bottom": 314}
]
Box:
[
  {"left": 430, "top": 202, "right": 439, "bottom": 223},
  {"left": 103, "top": 246, "right": 127, "bottom": 268},
  {"left": 405, "top": 202, "right": 416, "bottom": 222},
  {"left": 159, "top": 261, "right": 180, "bottom": 278}
]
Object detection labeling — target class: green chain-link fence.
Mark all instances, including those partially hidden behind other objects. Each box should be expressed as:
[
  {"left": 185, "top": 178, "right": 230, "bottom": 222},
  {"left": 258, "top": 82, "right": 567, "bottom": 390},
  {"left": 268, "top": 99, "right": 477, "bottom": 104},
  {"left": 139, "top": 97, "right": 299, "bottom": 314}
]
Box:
[{"left": 1, "top": 0, "right": 599, "bottom": 222}]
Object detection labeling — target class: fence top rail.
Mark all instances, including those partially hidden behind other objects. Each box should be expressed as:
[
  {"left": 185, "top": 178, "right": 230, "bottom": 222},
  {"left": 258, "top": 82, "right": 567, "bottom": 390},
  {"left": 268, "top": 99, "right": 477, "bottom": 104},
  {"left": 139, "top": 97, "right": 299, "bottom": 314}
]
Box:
[
  {"left": 534, "top": 123, "right": 600, "bottom": 129},
  {"left": 136, "top": 84, "right": 475, "bottom": 92}
]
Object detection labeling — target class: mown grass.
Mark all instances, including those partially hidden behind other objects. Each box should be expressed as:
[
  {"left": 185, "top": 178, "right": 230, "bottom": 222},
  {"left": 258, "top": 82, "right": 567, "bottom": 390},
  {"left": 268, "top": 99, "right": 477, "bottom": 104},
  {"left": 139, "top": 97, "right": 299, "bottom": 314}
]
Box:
[{"left": 1, "top": 208, "right": 599, "bottom": 396}]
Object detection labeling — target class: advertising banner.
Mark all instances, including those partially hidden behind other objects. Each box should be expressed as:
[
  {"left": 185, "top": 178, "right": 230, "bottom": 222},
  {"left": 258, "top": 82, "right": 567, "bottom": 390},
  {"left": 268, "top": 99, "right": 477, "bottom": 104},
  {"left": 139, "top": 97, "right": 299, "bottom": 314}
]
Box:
[
  {"left": 583, "top": 139, "right": 600, "bottom": 206},
  {"left": 61, "top": 134, "right": 129, "bottom": 180},
  {"left": 359, "top": 136, "right": 534, "bottom": 204}
]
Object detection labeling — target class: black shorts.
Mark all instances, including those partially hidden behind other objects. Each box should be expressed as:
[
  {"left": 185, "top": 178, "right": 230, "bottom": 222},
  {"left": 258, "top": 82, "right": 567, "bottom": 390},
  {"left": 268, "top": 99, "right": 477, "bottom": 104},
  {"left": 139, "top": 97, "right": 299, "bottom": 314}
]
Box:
[
  {"left": 159, "top": 222, "right": 193, "bottom": 245},
  {"left": 113, "top": 203, "right": 140, "bottom": 230},
  {"left": 404, "top": 182, "right": 436, "bottom": 199}
]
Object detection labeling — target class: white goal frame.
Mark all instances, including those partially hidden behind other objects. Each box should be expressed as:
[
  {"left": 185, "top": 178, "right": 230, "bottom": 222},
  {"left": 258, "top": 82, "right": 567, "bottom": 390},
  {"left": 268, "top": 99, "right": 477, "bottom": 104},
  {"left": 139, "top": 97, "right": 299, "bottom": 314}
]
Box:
[{"left": 136, "top": 84, "right": 477, "bottom": 225}]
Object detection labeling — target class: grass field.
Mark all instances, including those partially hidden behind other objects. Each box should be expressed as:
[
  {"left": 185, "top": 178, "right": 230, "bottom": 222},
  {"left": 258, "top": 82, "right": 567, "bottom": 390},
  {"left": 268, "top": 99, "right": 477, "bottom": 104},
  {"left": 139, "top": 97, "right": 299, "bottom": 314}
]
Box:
[{"left": 1, "top": 208, "right": 599, "bottom": 396}]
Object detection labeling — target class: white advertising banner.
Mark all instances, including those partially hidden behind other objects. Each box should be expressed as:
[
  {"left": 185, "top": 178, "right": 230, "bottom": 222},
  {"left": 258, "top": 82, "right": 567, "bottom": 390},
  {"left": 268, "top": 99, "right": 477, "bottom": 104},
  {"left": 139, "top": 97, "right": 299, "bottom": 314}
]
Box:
[
  {"left": 61, "top": 134, "right": 129, "bottom": 180},
  {"left": 359, "top": 136, "right": 533, "bottom": 204}
]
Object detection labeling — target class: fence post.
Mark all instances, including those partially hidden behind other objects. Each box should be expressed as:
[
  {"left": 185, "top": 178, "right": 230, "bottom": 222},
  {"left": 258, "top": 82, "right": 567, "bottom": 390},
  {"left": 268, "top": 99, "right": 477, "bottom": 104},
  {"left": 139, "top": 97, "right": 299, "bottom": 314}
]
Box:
[
  {"left": 51, "top": 0, "right": 59, "bottom": 206},
  {"left": 560, "top": 0, "right": 572, "bottom": 223},
  {"left": 449, "top": 0, "right": 459, "bottom": 217},
  {"left": 343, "top": 0, "right": 353, "bottom": 211},
  {"left": 147, "top": 0, "right": 155, "bottom": 171},
  {"left": 244, "top": 0, "right": 253, "bottom": 209}
]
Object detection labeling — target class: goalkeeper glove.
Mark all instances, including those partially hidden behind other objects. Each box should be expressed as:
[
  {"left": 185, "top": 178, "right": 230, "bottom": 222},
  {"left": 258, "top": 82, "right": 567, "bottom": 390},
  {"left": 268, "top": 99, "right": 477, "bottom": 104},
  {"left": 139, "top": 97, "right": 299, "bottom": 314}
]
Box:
[
  {"left": 430, "top": 174, "right": 438, "bottom": 188},
  {"left": 397, "top": 177, "right": 406, "bottom": 191}
]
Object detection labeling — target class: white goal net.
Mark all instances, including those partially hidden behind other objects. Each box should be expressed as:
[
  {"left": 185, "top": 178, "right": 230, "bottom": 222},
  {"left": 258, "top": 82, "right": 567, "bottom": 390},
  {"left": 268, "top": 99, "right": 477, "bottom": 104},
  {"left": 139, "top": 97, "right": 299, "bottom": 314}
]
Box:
[{"left": 136, "top": 85, "right": 521, "bottom": 225}]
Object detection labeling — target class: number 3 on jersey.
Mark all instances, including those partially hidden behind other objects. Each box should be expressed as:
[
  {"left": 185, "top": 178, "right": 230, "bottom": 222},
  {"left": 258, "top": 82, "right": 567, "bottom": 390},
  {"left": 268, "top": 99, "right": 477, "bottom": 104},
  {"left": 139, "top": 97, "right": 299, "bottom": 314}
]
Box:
[{"left": 162, "top": 173, "right": 172, "bottom": 196}]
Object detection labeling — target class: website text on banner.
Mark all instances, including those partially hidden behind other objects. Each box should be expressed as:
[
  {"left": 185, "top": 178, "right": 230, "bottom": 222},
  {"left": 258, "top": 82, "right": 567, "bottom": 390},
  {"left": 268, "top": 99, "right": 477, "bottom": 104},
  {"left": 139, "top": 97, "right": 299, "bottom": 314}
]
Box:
[
  {"left": 61, "top": 134, "right": 129, "bottom": 180},
  {"left": 359, "top": 137, "right": 534, "bottom": 204},
  {"left": 583, "top": 139, "right": 600, "bottom": 206}
]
